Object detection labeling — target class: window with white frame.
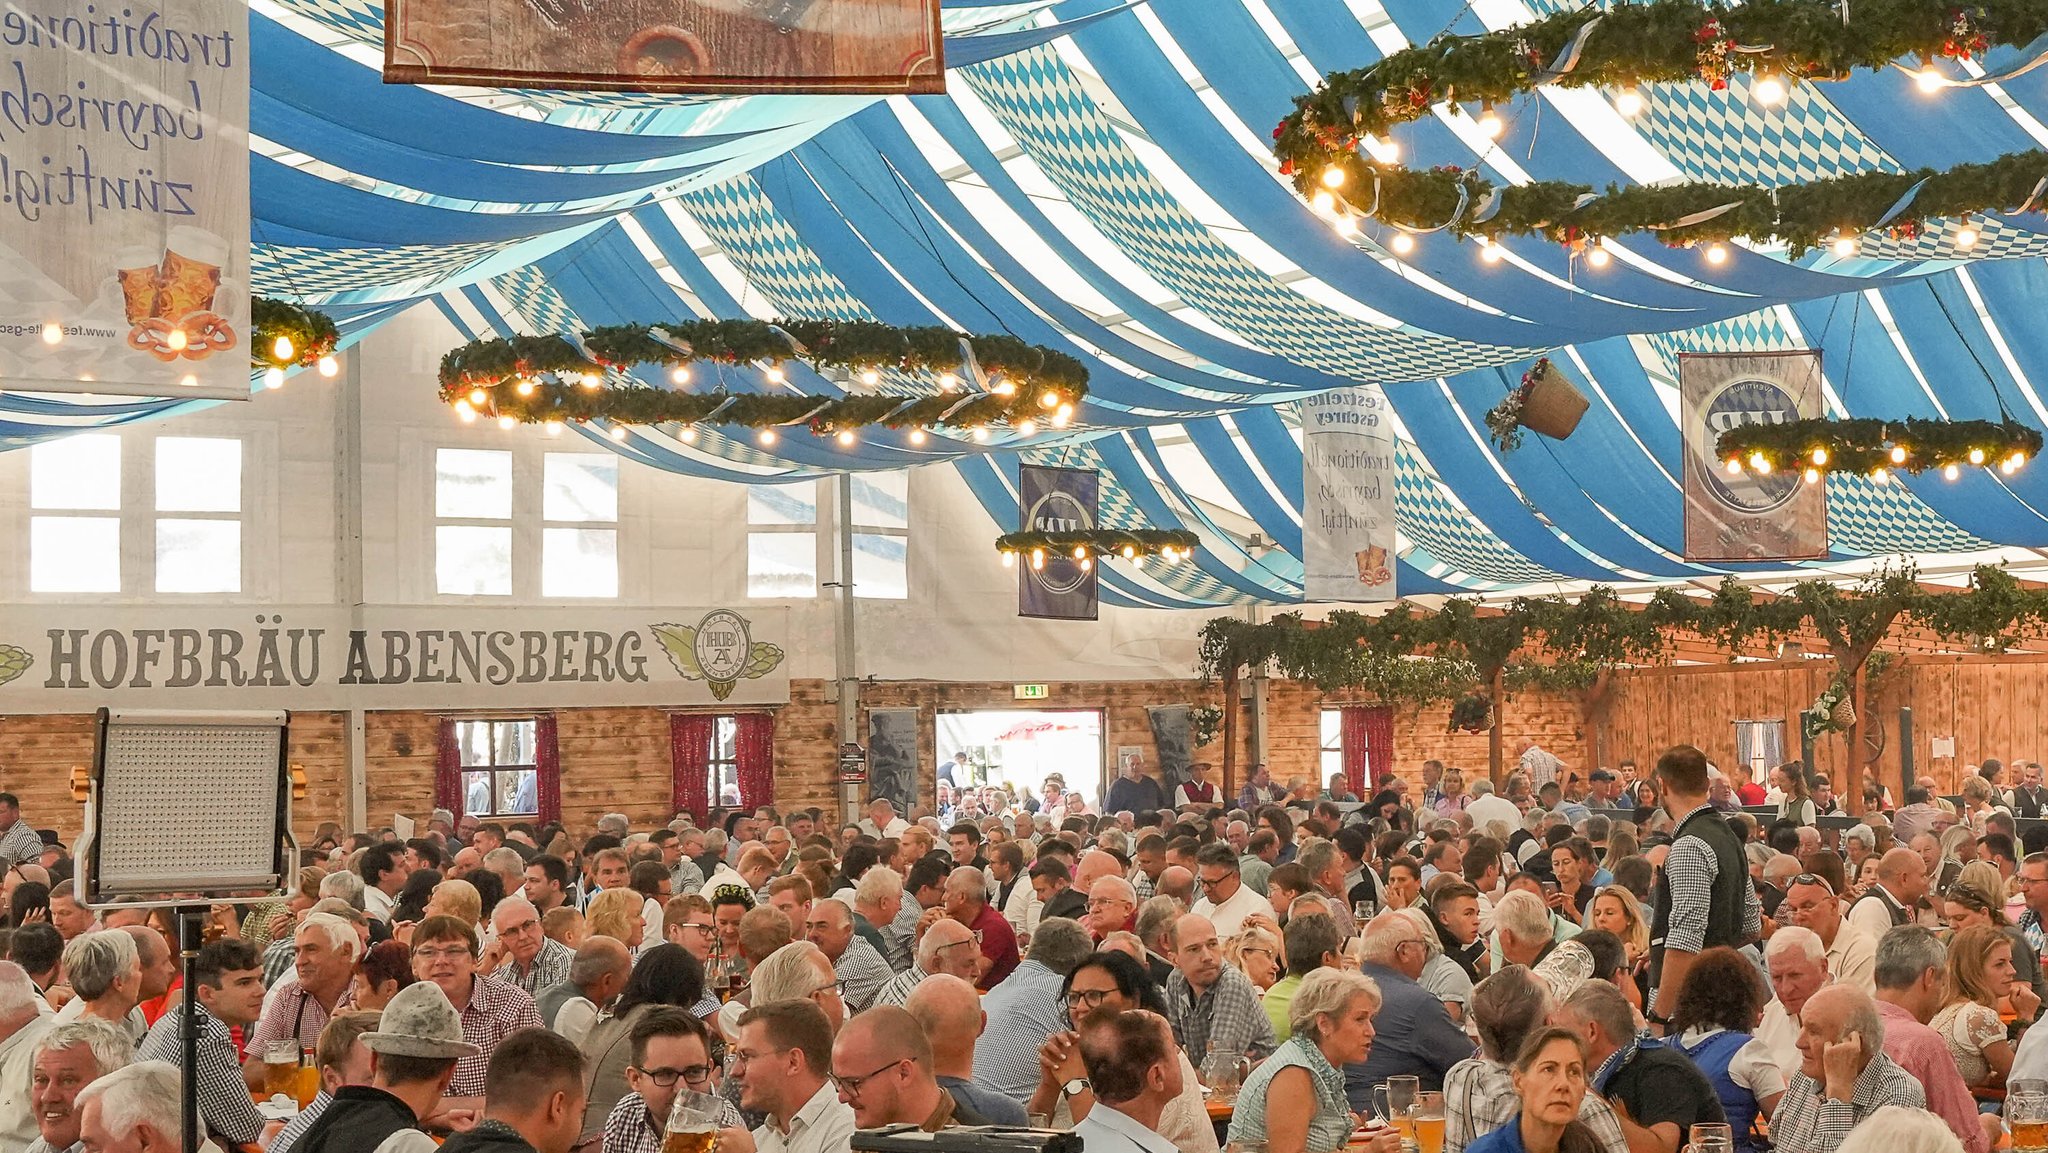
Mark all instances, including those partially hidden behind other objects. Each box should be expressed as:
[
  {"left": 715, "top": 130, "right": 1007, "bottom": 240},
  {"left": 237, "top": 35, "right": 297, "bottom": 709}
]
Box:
[
  {"left": 1320, "top": 709, "right": 1345, "bottom": 783},
  {"left": 28, "top": 434, "right": 244, "bottom": 594},
  {"left": 746, "top": 482, "right": 817, "bottom": 598},
  {"left": 434, "top": 448, "right": 619, "bottom": 597},
  {"left": 850, "top": 472, "right": 909, "bottom": 600},
  {"left": 456, "top": 718, "right": 537, "bottom": 817}
]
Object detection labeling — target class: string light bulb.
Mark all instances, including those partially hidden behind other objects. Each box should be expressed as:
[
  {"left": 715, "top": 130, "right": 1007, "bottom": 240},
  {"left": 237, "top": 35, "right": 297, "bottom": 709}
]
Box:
[
  {"left": 515, "top": 378, "right": 536, "bottom": 396},
  {"left": 1749, "top": 452, "right": 1770, "bottom": 474},
  {"left": 991, "top": 379, "right": 1016, "bottom": 396},
  {"left": 679, "top": 425, "right": 698, "bottom": 443},
  {"left": 1073, "top": 545, "right": 1089, "bottom": 561},
  {"left": 263, "top": 367, "right": 285, "bottom": 390},
  {"left": 1890, "top": 444, "right": 1909, "bottom": 464},
  {"left": 859, "top": 369, "right": 880, "bottom": 386},
  {"left": 1018, "top": 419, "right": 1037, "bottom": 436},
  {"left": 1970, "top": 446, "right": 1987, "bottom": 465},
  {"left": 544, "top": 420, "right": 563, "bottom": 436},
  {"left": 1001, "top": 550, "right": 1015, "bottom": 568},
  {"left": 578, "top": 372, "right": 599, "bottom": 389},
  {"left": 2011, "top": 451, "right": 2030, "bottom": 471},
  {"left": 764, "top": 364, "right": 786, "bottom": 384},
  {"left": 1943, "top": 462, "right": 1961, "bottom": 480},
  {"left": 1390, "top": 232, "right": 1415, "bottom": 255},
  {"left": 1040, "top": 390, "right": 1062, "bottom": 410},
  {"left": 1585, "top": 244, "right": 1611, "bottom": 268},
  {"left": 1870, "top": 467, "right": 1889, "bottom": 484},
  {"left": 1030, "top": 549, "right": 1045, "bottom": 570},
  {"left": 1078, "top": 555, "right": 1093, "bottom": 571},
  {"left": 1956, "top": 219, "right": 1980, "bottom": 249},
  {"left": 2002, "top": 456, "right": 2021, "bottom": 475},
  {"left": 1161, "top": 546, "right": 1181, "bottom": 564},
  {"left": 317, "top": 356, "right": 339, "bottom": 378},
  {"left": 1052, "top": 407, "right": 1072, "bottom": 429},
  {"left": 972, "top": 426, "right": 990, "bottom": 442},
  {"left": 836, "top": 429, "right": 857, "bottom": 447},
  {"left": 498, "top": 415, "right": 518, "bottom": 431},
  {"left": 671, "top": 367, "right": 691, "bottom": 385},
  {"left": 469, "top": 387, "right": 489, "bottom": 407},
  {"left": 758, "top": 428, "right": 778, "bottom": 446},
  {"left": 1476, "top": 103, "right": 1504, "bottom": 138},
  {"left": 1725, "top": 456, "right": 1743, "bottom": 475},
  {"left": 272, "top": 335, "right": 294, "bottom": 361},
  {"left": 1810, "top": 446, "right": 1828, "bottom": 466},
  {"left": 908, "top": 427, "right": 927, "bottom": 446},
  {"left": 1311, "top": 190, "right": 1336, "bottom": 213},
  {"left": 1803, "top": 467, "right": 1821, "bottom": 485},
  {"left": 1121, "top": 545, "right": 1137, "bottom": 559},
  {"left": 1615, "top": 87, "right": 1644, "bottom": 117},
  {"left": 455, "top": 400, "right": 477, "bottom": 423},
  {"left": 1705, "top": 243, "right": 1729, "bottom": 265},
  {"left": 939, "top": 372, "right": 959, "bottom": 391},
  {"left": 610, "top": 425, "right": 628, "bottom": 441},
  {"left": 1481, "top": 239, "right": 1504, "bottom": 263},
  {"left": 1917, "top": 66, "right": 1945, "bottom": 92},
  {"left": 1752, "top": 73, "right": 1787, "bottom": 106},
  {"left": 1833, "top": 233, "right": 1859, "bottom": 257},
  {"left": 1321, "top": 166, "right": 1346, "bottom": 189}
]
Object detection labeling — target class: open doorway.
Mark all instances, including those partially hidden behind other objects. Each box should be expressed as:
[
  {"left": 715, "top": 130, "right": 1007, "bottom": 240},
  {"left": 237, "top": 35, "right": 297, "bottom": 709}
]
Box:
[{"left": 934, "top": 709, "right": 1105, "bottom": 817}]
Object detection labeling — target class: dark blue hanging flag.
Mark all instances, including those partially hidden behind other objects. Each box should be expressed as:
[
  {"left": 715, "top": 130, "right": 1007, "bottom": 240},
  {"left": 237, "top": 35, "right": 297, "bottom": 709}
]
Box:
[{"left": 1018, "top": 464, "right": 1100, "bottom": 620}]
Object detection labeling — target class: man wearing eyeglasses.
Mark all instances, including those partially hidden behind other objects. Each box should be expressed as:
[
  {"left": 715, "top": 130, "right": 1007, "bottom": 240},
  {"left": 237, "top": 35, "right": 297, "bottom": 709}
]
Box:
[
  {"left": 1348, "top": 912, "right": 1471, "bottom": 1103},
  {"left": 829, "top": 1005, "right": 991, "bottom": 1130},
  {"left": 602, "top": 1007, "right": 740, "bottom": 1153},
  {"left": 730, "top": 999, "right": 853, "bottom": 1153},
  {"left": 408, "top": 915, "right": 543, "bottom": 1114},
  {"left": 1084, "top": 877, "right": 1138, "bottom": 941},
  {"left": 1778, "top": 875, "right": 1875, "bottom": 993}
]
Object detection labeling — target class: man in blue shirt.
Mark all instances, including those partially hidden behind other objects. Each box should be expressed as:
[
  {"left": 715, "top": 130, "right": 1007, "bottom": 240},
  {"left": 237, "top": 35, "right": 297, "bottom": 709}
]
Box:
[
  {"left": 971, "top": 918, "right": 1096, "bottom": 1104},
  {"left": 1346, "top": 912, "right": 1475, "bottom": 1112}
]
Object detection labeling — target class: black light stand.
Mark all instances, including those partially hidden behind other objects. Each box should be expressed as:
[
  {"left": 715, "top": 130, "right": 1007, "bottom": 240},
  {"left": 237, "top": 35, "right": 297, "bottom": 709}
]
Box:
[{"left": 178, "top": 906, "right": 204, "bottom": 1153}]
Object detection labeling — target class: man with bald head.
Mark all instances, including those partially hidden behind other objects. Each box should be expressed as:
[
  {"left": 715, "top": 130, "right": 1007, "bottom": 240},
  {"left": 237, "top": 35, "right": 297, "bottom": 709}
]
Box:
[
  {"left": 804, "top": 898, "right": 892, "bottom": 1012},
  {"left": 831, "top": 1005, "right": 992, "bottom": 1129},
  {"left": 1155, "top": 865, "right": 1195, "bottom": 908},
  {"left": 1778, "top": 874, "right": 1874, "bottom": 993},
  {"left": 943, "top": 867, "right": 1017, "bottom": 988},
  {"left": 1846, "top": 848, "right": 1927, "bottom": 941},
  {"left": 873, "top": 918, "right": 979, "bottom": 1008},
  {"left": 906, "top": 974, "right": 1029, "bottom": 1125},
  {"left": 1073, "top": 849, "right": 1123, "bottom": 895},
  {"left": 1164, "top": 913, "right": 1274, "bottom": 1068},
  {"left": 541, "top": 935, "right": 631, "bottom": 1045},
  {"left": 1770, "top": 984, "right": 1923, "bottom": 1153}
]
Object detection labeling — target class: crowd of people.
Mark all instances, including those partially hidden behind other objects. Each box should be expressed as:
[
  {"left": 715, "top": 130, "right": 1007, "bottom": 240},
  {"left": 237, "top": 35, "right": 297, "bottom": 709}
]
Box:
[{"left": 0, "top": 741, "right": 2043, "bottom": 1153}]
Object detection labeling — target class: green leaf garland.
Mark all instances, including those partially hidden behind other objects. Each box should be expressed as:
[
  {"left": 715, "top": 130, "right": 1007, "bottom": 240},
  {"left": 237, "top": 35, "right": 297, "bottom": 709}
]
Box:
[
  {"left": 438, "top": 319, "right": 1088, "bottom": 434},
  {"left": 1714, "top": 416, "right": 2042, "bottom": 475},
  {"left": 250, "top": 297, "right": 340, "bottom": 372},
  {"left": 996, "top": 529, "right": 1200, "bottom": 563}
]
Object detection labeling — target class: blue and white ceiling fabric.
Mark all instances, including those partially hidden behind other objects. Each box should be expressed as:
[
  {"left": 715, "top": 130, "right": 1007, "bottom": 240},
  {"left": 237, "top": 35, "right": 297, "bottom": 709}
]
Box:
[{"left": 25, "top": 0, "right": 2048, "bottom": 606}]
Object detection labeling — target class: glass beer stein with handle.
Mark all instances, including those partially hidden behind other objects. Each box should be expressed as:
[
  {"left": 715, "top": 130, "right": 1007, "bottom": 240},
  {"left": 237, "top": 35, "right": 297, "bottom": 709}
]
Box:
[
  {"left": 2008, "top": 1080, "right": 2048, "bottom": 1153},
  {"left": 1372, "top": 1075, "right": 1419, "bottom": 1142},
  {"left": 1201, "top": 1050, "right": 1250, "bottom": 1105},
  {"left": 665, "top": 1089, "right": 725, "bottom": 1153}
]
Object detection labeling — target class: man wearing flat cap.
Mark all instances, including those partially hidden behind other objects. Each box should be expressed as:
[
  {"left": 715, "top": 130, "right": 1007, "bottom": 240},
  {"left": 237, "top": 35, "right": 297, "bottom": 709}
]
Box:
[{"left": 292, "top": 981, "right": 481, "bottom": 1153}]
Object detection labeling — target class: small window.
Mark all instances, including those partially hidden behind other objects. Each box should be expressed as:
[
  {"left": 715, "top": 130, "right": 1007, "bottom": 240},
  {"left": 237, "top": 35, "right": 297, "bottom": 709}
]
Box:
[
  {"left": 1320, "top": 709, "right": 1345, "bottom": 783},
  {"left": 457, "top": 718, "right": 537, "bottom": 817},
  {"left": 154, "top": 437, "right": 241, "bottom": 593},
  {"left": 437, "top": 526, "right": 513, "bottom": 596},
  {"left": 747, "top": 482, "right": 817, "bottom": 598},
  {"left": 542, "top": 454, "right": 618, "bottom": 597},
  {"left": 435, "top": 449, "right": 514, "bottom": 596},
  {"left": 30, "top": 435, "right": 122, "bottom": 593},
  {"left": 710, "top": 715, "right": 741, "bottom": 806},
  {"left": 850, "top": 473, "right": 908, "bottom": 600},
  {"left": 436, "top": 449, "right": 513, "bottom": 519}
]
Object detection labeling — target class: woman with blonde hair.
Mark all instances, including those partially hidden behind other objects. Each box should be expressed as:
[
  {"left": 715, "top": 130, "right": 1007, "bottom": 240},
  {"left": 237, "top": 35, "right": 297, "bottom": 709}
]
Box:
[
  {"left": 1937, "top": 823, "right": 1979, "bottom": 893},
  {"left": 584, "top": 886, "right": 645, "bottom": 950},
  {"left": 1229, "top": 968, "right": 1394, "bottom": 1153},
  {"left": 1602, "top": 828, "right": 1638, "bottom": 874},
  {"left": 1433, "top": 768, "right": 1471, "bottom": 816},
  {"left": 1932, "top": 924, "right": 2039, "bottom": 1100},
  {"left": 1584, "top": 886, "right": 1649, "bottom": 967},
  {"left": 1941, "top": 861, "right": 2044, "bottom": 1017},
  {"left": 1959, "top": 774, "right": 2009, "bottom": 836},
  {"left": 1226, "top": 923, "right": 1283, "bottom": 991}
]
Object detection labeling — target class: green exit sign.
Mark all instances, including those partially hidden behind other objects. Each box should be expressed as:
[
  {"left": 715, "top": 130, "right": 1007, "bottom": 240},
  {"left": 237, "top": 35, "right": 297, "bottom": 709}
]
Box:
[{"left": 1014, "top": 683, "right": 1050, "bottom": 700}]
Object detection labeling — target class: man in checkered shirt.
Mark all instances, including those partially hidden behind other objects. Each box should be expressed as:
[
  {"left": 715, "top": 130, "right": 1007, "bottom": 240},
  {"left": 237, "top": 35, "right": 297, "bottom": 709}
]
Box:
[
  {"left": 486, "top": 897, "right": 572, "bottom": 999},
  {"left": 0, "top": 793, "right": 43, "bottom": 869},
  {"left": 135, "top": 939, "right": 268, "bottom": 1148},
  {"left": 1163, "top": 912, "right": 1276, "bottom": 1068},
  {"left": 600, "top": 1007, "right": 742, "bottom": 1153},
  {"left": 1769, "top": 985, "right": 1923, "bottom": 1153},
  {"left": 408, "top": 914, "right": 543, "bottom": 1107}
]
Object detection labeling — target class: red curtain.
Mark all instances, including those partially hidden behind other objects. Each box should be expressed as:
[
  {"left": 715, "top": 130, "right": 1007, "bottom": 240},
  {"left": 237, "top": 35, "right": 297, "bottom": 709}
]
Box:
[
  {"left": 1342, "top": 705, "right": 1395, "bottom": 797},
  {"left": 671, "top": 714, "right": 715, "bottom": 821},
  {"left": 734, "top": 713, "right": 776, "bottom": 811},
  {"left": 535, "top": 715, "right": 562, "bottom": 827},
  {"left": 435, "top": 718, "right": 463, "bottom": 819}
]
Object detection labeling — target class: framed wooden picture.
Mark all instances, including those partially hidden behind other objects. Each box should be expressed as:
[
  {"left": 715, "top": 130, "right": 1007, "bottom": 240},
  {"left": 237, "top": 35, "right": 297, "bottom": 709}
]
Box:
[{"left": 384, "top": 0, "right": 943, "bottom": 94}]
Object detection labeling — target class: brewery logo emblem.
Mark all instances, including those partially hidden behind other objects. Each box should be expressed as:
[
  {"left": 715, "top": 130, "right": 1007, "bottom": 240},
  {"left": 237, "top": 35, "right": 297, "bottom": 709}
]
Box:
[
  {"left": 0, "top": 644, "right": 31, "bottom": 687},
  {"left": 652, "top": 610, "right": 784, "bottom": 700}
]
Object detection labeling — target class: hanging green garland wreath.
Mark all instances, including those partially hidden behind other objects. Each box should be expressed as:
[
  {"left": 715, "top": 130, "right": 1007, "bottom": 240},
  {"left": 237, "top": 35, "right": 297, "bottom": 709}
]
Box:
[
  {"left": 250, "top": 297, "right": 341, "bottom": 376},
  {"left": 437, "top": 319, "right": 1088, "bottom": 437},
  {"left": 1714, "top": 416, "right": 2043, "bottom": 476},
  {"left": 1277, "top": 0, "right": 2048, "bottom": 253},
  {"left": 995, "top": 529, "right": 1200, "bottom": 567}
]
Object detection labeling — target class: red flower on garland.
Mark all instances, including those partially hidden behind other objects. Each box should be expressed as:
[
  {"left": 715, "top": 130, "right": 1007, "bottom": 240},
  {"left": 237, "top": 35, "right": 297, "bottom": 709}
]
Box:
[
  {"left": 1887, "top": 219, "right": 1925, "bottom": 241},
  {"left": 1942, "top": 7, "right": 1991, "bottom": 59},
  {"left": 1694, "top": 19, "right": 1735, "bottom": 89}
]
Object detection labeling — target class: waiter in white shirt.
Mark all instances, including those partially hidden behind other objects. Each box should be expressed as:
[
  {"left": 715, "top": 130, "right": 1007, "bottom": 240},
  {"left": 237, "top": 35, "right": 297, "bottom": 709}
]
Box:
[{"left": 1071, "top": 1009, "right": 1183, "bottom": 1153}]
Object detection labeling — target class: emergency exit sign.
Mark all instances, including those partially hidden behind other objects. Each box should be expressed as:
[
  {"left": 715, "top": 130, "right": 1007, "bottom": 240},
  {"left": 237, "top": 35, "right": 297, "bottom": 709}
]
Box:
[{"left": 1014, "top": 683, "right": 1050, "bottom": 700}]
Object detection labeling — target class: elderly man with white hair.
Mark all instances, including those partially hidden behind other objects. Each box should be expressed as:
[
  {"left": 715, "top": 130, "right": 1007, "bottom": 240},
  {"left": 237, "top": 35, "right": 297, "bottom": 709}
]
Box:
[
  {"left": 25, "top": 1018, "right": 134, "bottom": 1153},
  {"left": 486, "top": 897, "right": 571, "bottom": 998},
  {"left": 0, "top": 961, "right": 55, "bottom": 1147},
  {"left": 247, "top": 911, "right": 360, "bottom": 1063},
  {"left": 1464, "top": 778, "right": 1521, "bottom": 833},
  {"left": 1769, "top": 985, "right": 1923, "bottom": 1153},
  {"left": 76, "top": 1060, "right": 188, "bottom": 1153},
  {"left": 1349, "top": 910, "right": 1473, "bottom": 1107},
  {"left": 1492, "top": 889, "right": 1557, "bottom": 970},
  {"left": 1084, "top": 875, "right": 1138, "bottom": 940},
  {"left": 872, "top": 917, "right": 979, "bottom": 1009},
  {"left": 1757, "top": 926, "right": 1831, "bottom": 1082}
]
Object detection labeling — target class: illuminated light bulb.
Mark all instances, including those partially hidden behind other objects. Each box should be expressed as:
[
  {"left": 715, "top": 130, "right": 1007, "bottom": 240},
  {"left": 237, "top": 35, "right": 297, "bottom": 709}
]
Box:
[
  {"left": 1705, "top": 243, "right": 1729, "bottom": 265},
  {"left": 1943, "top": 462, "right": 1961, "bottom": 480},
  {"left": 939, "top": 372, "right": 959, "bottom": 391},
  {"left": 1133, "top": 555, "right": 1147, "bottom": 569},
  {"left": 671, "top": 367, "right": 691, "bottom": 385},
  {"left": 1803, "top": 467, "right": 1820, "bottom": 485},
  {"left": 1390, "top": 232, "right": 1415, "bottom": 255},
  {"left": 40, "top": 323, "right": 60, "bottom": 345},
  {"left": 580, "top": 372, "right": 600, "bottom": 389},
  {"left": 272, "top": 335, "right": 294, "bottom": 361},
  {"left": 1585, "top": 245, "right": 1611, "bottom": 268},
  {"left": 860, "top": 369, "right": 880, "bottom": 386},
  {"left": 1956, "top": 222, "right": 1980, "bottom": 249},
  {"left": 1162, "top": 546, "right": 1180, "bottom": 564},
  {"left": 544, "top": 420, "right": 563, "bottom": 437},
  {"left": 263, "top": 367, "right": 285, "bottom": 390},
  {"left": 908, "top": 428, "right": 927, "bottom": 446},
  {"left": 1018, "top": 419, "right": 1037, "bottom": 436},
  {"left": 758, "top": 428, "right": 778, "bottom": 446},
  {"left": 165, "top": 328, "right": 188, "bottom": 351},
  {"left": 610, "top": 425, "right": 628, "bottom": 441},
  {"left": 469, "top": 387, "right": 489, "bottom": 407},
  {"left": 1041, "top": 390, "right": 1061, "bottom": 410},
  {"left": 1078, "top": 555, "right": 1093, "bottom": 571},
  {"left": 1811, "top": 446, "right": 1828, "bottom": 466},
  {"left": 456, "top": 403, "right": 478, "bottom": 424},
  {"left": 1030, "top": 548, "right": 1045, "bottom": 570},
  {"left": 836, "top": 429, "right": 857, "bottom": 447},
  {"left": 2012, "top": 451, "right": 2030, "bottom": 470},
  {"left": 498, "top": 415, "right": 518, "bottom": 430},
  {"left": 1916, "top": 67, "right": 1944, "bottom": 92},
  {"left": 179, "top": 373, "right": 198, "bottom": 388},
  {"left": 1615, "top": 87, "right": 1644, "bottom": 117},
  {"left": 1968, "top": 447, "right": 1987, "bottom": 465},
  {"left": 1311, "top": 190, "right": 1336, "bottom": 213},
  {"left": 1870, "top": 467, "right": 1889, "bottom": 484},
  {"left": 1480, "top": 240, "right": 1504, "bottom": 264},
  {"left": 515, "top": 378, "right": 536, "bottom": 396},
  {"left": 680, "top": 425, "right": 698, "bottom": 443},
  {"left": 1321, "top": 166, "right": 1346, "bottom": 189},
  {"left": 1073, "top": 545, "right": 1088, "bottom": 560},
  {"left": 317, "top": 356, "right": 339, "bottom": 378},
  {"left": 1833, "top": 233, "right": 1859, "bottom": 257},
  {"left": 1891, "top": 444, "right": 1909, "bottom": 464},
  {"left": 1725, "top": 456, "right": 1743, "bottom": 475},
  {"left": 1121, "top": 545, "right": 1137, "bottom": 559},
  {"left": 991, "top": 379, "right": 1016, "bottom": 396},
  {"left": 972, "top": 426, "right": 990, "bottom": 442},
  {"left": 764, "top": 364, "right": 786, "bottom": 384},
  {"left": 1752, "top": 74, "right": 1787, "bottom": 106},
  {"left": 1749, "top": 452, "right": 1769, "bottom": 473},
  {"left": 1001, "top": 550, "right": 1015, "bottom": 568},
  {"left": 1367, "top": 136, "right": 1400, "bottom": 164},
  {"left": 1477, "top": 105, "right": 1504, "bottom": 139}
]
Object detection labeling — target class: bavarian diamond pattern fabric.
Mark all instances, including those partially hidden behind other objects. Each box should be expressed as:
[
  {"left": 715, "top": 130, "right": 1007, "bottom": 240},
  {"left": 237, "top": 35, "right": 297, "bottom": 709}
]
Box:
[
  {"left": 253, "top": 243, "right": 505, "bottom": 296},
  {"left": 681, "top": 178, "right": 879, "bottom": 320},
  {"left": 1633, "top": 74, "right": 1899, "bottom": 186}
]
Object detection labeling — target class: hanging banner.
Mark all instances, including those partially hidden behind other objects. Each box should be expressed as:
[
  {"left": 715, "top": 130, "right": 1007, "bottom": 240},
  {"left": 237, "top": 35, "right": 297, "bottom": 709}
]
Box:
[
  {"left": 0, "top": 0, "right": 251, "bottom": 401},
  {"left": 1301, "top": 386, "right": 1399, "bottom": 602},
  {"left": 0, "top": 605, "right": 788, "bottom": 712},
  {"left": 1018, "top": 464, "right": 1099, "bottom": 621},
  {"left": 1681, "top": 351, "right": 1829, "bottom": 561},
  {"left": 384, "top": 0, "right": 942, "bottom": 95}
]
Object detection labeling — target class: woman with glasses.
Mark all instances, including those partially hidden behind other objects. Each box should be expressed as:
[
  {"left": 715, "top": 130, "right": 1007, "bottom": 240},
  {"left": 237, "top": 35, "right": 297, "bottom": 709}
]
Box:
[
  {"left": 1230, "top": 967, "right": 1395, "bottom": 1153},
  {"left": 1227, "top": 924, "right": 1283, "bottom": 991},
  {"left": 1027, "top": 950, "right": 1219, "bottom": 1152},
  {"left": 577, "top": 944, "right": 711, "bottom": 1145}
]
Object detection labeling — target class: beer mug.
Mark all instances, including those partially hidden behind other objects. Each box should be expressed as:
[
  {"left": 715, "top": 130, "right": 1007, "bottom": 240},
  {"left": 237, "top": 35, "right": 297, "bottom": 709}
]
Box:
[
  {"left": 2007, "top": 1081, "right": 2048, "bottom": 1153},
  {"left": 262, "top": 1041, "right": 299, "bottom": 1100},
  {"left": 1200, "top": 1051, "right": 1248, "bottom": 1105},
  {"left": 1412, "top": 1090, "right": 1445, "bottom": 1153},
  {"left": 1686, "top": 1122, "right": 1734, "bottom": 1153},
  {"left": 1372, "top": 1075, "right": 1419, "bottom": 1140},
  {"left": 664, "top": 1089, "right": 725, "bottom": 1153}
]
